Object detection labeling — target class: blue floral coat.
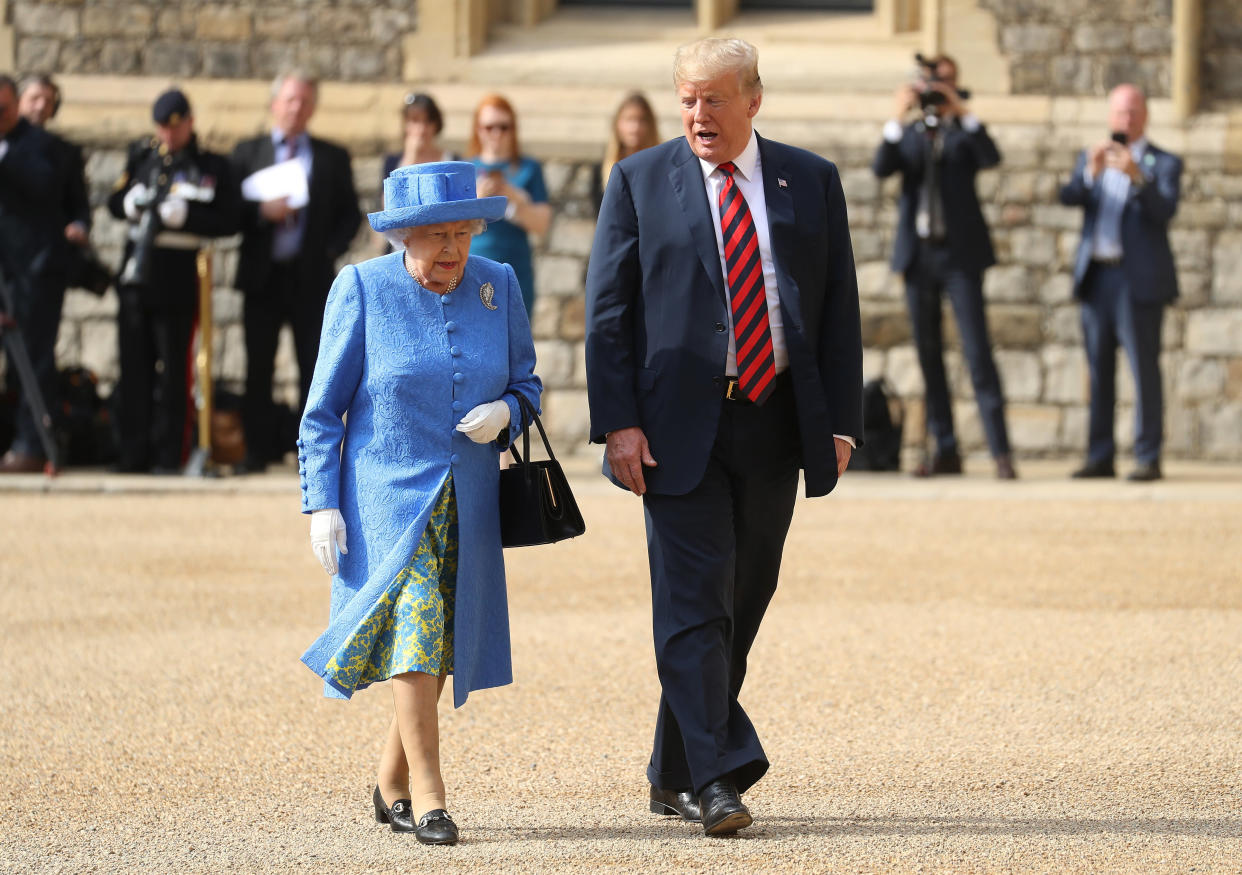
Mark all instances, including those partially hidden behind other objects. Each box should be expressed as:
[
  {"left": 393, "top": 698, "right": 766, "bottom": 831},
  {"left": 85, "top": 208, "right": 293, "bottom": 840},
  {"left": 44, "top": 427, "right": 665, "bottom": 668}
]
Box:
[{"left": 297, "top": 252, "right": 541, "bottom": 707}]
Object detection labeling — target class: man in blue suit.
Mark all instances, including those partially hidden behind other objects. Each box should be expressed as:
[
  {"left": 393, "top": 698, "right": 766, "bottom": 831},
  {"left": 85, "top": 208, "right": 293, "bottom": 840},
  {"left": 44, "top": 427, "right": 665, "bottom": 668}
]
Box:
[
  {"left": 586, "top": 39, "right": 862, "bottom": 836},
  {"left": 1060, "top": 84, "right": 1181, "bottom": 482},
  {"left": 873, "top": 56, "right": 1015, "bottom": 480}
]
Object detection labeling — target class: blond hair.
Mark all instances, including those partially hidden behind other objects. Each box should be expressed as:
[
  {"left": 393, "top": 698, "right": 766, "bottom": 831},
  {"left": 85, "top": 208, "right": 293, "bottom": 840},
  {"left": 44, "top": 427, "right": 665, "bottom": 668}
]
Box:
[
  {"left": 673, "top": 38, "right": 762, "bottom": 95},
  {"left": 601, "top": 92, "right": 661, "bottom": 192}
]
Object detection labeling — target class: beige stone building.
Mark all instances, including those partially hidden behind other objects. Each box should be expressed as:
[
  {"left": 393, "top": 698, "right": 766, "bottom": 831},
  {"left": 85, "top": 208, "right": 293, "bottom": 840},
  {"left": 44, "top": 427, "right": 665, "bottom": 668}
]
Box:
[{"left": 2, "top": 0, "right": 1240, "bottom": 460}]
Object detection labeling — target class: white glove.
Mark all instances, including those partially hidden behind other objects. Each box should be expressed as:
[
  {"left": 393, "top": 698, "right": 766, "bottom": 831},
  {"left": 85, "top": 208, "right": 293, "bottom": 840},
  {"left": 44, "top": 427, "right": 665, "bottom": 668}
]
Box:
[
  {"left": 456, "top": 399, "right": 511, "bottom": 444},
  {"left": 122, "top": 183, "right": 150, "bottom": 221},
  {"left": 157, "top": 197, "right": 188, "bottom": 229},
  {"left": 310, "top": 508, "right": 348, "bottom": 576}
]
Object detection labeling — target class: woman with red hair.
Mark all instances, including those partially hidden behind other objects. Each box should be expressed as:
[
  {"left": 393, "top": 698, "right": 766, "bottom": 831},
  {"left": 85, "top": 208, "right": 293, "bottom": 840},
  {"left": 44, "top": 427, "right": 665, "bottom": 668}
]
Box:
[{"left": 467, "top": 94, "right": 551, "bottom": 314}]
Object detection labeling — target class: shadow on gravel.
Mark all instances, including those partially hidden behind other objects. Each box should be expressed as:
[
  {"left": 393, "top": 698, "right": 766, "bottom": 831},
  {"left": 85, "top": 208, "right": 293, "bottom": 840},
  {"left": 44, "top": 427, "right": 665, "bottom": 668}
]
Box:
[
  {"left": 478, "top": 816, "right": 1242, "bottom": 843},
  {"left": 752, "top": 815, "right": 1242, "bottom": 839}
]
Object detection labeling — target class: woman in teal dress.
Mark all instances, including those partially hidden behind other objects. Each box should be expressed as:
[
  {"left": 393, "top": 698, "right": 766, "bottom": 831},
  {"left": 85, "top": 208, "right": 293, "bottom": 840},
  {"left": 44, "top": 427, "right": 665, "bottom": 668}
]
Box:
[
  {"left": 466, "top": 94, "right": 552, "bottom": 315},
  {"left": 298, "top": 161, "right": 541, "bottom": 846}
]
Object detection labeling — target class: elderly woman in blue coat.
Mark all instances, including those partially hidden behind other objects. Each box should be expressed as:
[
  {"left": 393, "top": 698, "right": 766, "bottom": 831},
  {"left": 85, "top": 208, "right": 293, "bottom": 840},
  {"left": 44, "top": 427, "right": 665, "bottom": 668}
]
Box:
[{"left": 297, "top": 161, "right": 541, "bottom": 846}]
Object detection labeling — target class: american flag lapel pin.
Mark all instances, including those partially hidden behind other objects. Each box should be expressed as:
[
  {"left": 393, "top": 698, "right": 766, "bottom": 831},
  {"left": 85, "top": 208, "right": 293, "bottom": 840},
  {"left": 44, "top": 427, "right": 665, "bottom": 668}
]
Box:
[{"left": 777, "top": 178, "right": 788, "bottom": 188}]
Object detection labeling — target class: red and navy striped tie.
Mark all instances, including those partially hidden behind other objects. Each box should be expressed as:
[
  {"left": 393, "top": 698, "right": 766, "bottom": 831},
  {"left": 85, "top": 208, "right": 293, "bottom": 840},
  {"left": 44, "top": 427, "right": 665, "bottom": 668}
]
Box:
[{"left": 717, "top": 161, "right": 777, "bottom": 404}]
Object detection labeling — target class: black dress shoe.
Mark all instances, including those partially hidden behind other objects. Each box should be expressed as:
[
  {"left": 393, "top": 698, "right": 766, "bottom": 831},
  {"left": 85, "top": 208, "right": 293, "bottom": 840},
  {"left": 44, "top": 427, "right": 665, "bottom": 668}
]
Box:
[
  {"left": 913, "top": 449, "right": 963, "bottom": 478},
  {"left": 414, "top": 809, "right": 459, "bottom": 845},
  {"left": 1072, "top": 459, "right": 1116, "bottom": 479},
  {"left": 995, "top": 455, "right": 1017, "bottom": 480},
  {"left": 649, "top": 784, "right": 701, "bottom": 822},
  {"left": 1127, "top": 462, "right": 1162, "bottom": 482},
  {"left": 372, "top": 786, "right": 415, "bottom": 833},
  {"left": 697, "top": 779, "right": 752, "bottom": 836}
]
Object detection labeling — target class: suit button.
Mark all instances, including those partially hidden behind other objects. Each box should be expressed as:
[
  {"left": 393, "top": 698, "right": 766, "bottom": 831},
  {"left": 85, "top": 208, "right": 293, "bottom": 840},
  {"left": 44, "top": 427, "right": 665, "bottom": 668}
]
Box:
[
  {"left": 445, "top": 321, "right": 457, "bottom": 332},
  {"left": 450, "top": 346, "right": 461, "bottom": 356},
  {"left": 714, "top": 322, "right": 726, "bottom": 332},
  {"left": 450, "top": 453, "right": 460, "bottom": 464},
  {"left": 453, "top": 373, "right": 464, "bottom": 383}
]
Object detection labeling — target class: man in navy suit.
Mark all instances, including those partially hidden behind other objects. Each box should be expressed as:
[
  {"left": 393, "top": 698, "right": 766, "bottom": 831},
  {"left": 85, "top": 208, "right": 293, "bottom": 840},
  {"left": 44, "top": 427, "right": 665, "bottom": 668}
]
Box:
[
  {"left": 585, "top": 39, "right": 862, "bottom": 836},
  {"left": 872, "top": 55, "right": 1015, "bottom": 480},
  {"left": 1060, "top": 84, "right": 1181, "bottom": 482}
]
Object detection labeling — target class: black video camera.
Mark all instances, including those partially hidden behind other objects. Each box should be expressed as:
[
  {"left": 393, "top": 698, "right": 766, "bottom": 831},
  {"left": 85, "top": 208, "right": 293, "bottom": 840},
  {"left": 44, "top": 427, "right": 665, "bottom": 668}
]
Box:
[{"left": 914, "top": 53, "right": 971, "bottom": 112}]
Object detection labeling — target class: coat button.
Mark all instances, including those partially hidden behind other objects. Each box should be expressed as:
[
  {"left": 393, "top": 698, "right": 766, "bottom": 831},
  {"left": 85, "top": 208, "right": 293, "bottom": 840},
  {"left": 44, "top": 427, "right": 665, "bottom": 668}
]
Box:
[
  {"left": 450, "top": 453, "right": 460, "bottom": 463},
  {"left": 452, "top": 401, "right": 463, "bottom": 411},
  {"left": 445, "top": 321, "right": 457, "bottom": 332},
  {"left": 453, "top": 372, "right": 464, "bottom": 383},
  {"left": 714, "top": 322, "right": 726, "bottom": 332},
  {"left": 450, "top": 346, "right": 461, "bottom": 356}
]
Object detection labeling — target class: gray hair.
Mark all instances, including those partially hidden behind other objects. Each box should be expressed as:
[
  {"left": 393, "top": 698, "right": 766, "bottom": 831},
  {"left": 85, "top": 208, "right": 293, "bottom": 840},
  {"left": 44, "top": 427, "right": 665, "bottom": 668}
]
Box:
[
  {"left": 673, "top": 38, "right": 762, "bottom": 95},
  {"left": 270, "top": 68, "right": 319, "bottom": 100},
  {"left": 384, "top": 217, "right": 488, "bottom": 249}
]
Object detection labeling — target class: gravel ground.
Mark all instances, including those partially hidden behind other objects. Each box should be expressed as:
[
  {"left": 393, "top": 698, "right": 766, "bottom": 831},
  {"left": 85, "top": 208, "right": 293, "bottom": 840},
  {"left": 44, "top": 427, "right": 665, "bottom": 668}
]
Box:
[{"left": 1, "top": 461, "right": 1240, "bottom": 873}]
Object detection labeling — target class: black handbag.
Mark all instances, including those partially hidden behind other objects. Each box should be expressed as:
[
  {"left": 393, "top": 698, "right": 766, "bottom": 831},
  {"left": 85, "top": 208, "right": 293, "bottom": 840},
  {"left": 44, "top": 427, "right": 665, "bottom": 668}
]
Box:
[{"left": 499, "top": 394, "right": 586, "bottom": 548}]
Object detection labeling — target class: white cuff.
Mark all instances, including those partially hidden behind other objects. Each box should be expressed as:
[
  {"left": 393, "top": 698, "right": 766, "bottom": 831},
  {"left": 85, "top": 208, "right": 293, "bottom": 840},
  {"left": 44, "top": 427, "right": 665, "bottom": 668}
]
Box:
[
  {"left": 0, "top": 140, "right": 9, "bottom": 162},
  {"left": 834, "top": 434, "right": 856, "bottom": 449},
  {"left": 960, "top": 113, "right": 981, "bottom": 133},
  {"left": 882, "top": 120, "right": 904, "bottom": 144}
]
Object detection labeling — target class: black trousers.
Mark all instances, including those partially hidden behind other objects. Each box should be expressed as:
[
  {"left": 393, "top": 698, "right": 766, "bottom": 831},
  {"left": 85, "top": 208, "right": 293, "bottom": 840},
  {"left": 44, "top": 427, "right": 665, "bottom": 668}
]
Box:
[
  {"left": 242, "top": 262, "right": 326, "bottom": 463},
  {"left": 2, "top": 269, "right": 65, "bottom": 459},
  {"left": 116, "top": 250, "right": 198, "bottom": 471},
  {"left": 642, "top": 374, "right": 800, "bottom": 796},
  {"left": 905, "top": 243, "right": 1011, "bottom": 458},
  {"left": 1080, "top": 262, "right": 1164, "bottom": 466}
]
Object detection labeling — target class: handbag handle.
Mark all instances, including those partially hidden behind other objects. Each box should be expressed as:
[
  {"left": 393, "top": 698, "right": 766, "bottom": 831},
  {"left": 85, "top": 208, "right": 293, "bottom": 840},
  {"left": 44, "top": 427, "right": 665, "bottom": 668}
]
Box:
[{"left": 509, "top": 393, "right": 555, "bottom": 472}]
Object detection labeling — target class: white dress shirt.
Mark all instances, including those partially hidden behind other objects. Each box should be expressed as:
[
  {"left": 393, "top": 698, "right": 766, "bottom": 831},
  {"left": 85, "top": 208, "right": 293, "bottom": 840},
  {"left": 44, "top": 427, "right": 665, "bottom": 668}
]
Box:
[
  {"left": 699, "top": 129, "right": 854, "bottom": 448},
  {"left": 699, "top": 129, "right": 787, "bottom": 377},
  {"left": 1083, "top": 135, "right": 1148, "bottom": 261}
]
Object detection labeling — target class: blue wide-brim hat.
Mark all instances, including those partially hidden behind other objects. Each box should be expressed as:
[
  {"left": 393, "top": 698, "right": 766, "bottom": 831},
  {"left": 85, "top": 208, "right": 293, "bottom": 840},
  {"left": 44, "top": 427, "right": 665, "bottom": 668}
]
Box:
[{"left": 368, "top": 161, "right": 507, "bottom": 232}]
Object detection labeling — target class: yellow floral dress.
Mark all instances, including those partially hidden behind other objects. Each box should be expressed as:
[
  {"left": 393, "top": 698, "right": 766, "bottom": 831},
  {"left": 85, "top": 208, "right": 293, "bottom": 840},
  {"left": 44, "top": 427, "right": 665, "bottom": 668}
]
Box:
[{"left": 322, "top": 476, "right": 458, "bottom": 691}]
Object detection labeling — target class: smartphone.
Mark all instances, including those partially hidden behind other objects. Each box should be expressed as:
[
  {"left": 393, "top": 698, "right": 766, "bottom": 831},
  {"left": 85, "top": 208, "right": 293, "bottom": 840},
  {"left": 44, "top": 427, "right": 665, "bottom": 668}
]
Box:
[{"left": 1110, "top": 131, "right": 1128, "bottom": 146}]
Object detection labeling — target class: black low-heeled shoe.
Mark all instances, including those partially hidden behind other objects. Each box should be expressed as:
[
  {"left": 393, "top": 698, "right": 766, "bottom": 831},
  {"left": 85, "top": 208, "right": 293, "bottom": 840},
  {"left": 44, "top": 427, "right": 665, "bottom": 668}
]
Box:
[
  {"left": 373, "top": 786, "right": 415, "bottom": 833},
  {"left": 649, "top": 784, "right": 701, "bottom": 822},
  {"left": 415, "top": 809, "right": 459, "bottom": 845}
]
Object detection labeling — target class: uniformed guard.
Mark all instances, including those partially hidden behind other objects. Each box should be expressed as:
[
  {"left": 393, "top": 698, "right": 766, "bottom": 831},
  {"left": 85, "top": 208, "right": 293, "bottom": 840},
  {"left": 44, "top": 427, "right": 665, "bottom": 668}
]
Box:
[{"left": 107, "top": 88, "right": 239, "bottom": 474}]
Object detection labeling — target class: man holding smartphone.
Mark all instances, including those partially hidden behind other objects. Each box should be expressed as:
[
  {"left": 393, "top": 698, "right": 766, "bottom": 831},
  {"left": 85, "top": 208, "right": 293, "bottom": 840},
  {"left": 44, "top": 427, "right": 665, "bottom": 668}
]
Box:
[{"left": 1059, "top": 84, "right": 1182, "bottom": 482}]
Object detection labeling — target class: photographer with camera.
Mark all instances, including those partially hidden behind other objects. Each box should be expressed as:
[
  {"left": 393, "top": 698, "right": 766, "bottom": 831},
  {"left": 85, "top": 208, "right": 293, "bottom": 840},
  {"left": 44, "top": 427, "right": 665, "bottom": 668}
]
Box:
[
  {"left": 873, "top": 54, "right": 1015, "bottom": 480},
  {"left": 0, "top": 73, "right": 65, "bottom": 473},
  {"left": 107, "top": 89, "right": 238, "bottom": 474}
]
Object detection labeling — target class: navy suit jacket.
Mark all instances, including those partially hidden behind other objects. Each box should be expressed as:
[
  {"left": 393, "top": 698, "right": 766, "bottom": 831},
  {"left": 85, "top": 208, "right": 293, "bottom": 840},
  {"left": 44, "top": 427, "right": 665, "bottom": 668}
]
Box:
[
  {"left": 871, "top": 119, "right": 1000, "bottom": 276},
  {"left": 585, "top": 134, "right": 863, "bottom": 499},
  {"left": 1059, "top": 142, "right": 1181, "bottom": 303}
]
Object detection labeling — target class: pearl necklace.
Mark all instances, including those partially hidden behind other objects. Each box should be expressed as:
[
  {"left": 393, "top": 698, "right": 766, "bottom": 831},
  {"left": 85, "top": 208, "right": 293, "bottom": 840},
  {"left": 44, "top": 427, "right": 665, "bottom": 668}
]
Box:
[{"left": 404, "top": 251, "right": 460, "bottom": 293}]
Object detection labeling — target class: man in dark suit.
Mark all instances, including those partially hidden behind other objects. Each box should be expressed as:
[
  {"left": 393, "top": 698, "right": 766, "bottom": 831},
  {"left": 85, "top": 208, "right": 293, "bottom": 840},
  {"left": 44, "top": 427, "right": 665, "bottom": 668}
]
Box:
[
  {"left": 872, "top": 55, "right": 1015, "bottom": 480},
  {"left": 231, "top": 69, "right": 360, "bottom": 472},
  {"left": 586, "top": 38, "right": 862, "bottom": 836},
  {"left": 18, "top": 74, "right": 111, "bottom": 298},
  {"left": 1060, "top": 84, "right": 1181, "bottom": 482},
  {"left": 0, "top": 73, "right": 65, "bottom": 473}
]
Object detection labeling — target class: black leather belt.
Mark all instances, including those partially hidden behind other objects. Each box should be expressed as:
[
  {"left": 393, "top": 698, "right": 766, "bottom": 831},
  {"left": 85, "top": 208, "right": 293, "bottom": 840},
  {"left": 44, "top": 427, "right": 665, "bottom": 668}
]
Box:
[
  {"left": 715, "top": 371, "right": 790, "bottom": 403},
  {"left": 1091, "top": 255, "right": 1123, "bottom": 266}
]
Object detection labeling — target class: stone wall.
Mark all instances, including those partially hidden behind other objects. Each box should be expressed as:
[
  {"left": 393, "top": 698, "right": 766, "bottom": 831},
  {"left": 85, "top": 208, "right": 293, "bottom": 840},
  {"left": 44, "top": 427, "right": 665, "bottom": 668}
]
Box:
[
  {"left": 45, "top": 124, "right": 1242, "bottom": 463},
  {"left": 980, "top": 0, "right": 1173, "bottom": 97},
  {"left": 10, "top": 0, "right": 417, "bottom": 81},
  {"left": 1202, "top": 0, "right": 1242, "bottom": 102}
]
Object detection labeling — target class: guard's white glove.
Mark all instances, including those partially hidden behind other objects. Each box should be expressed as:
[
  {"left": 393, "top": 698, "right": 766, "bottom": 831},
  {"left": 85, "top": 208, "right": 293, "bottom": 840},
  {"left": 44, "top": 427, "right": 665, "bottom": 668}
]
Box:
[
  {"left": 157, "top": 197, "right": 188, "bottom": 229},
  {"left": 456, "top": 399, "right": 511, "bottom": 444},
  {"left": 122, "top": 183, "right": 150, "bottom": 221},
  {"left": 310, "top": 508, "right": 348, "bottom": 576}
]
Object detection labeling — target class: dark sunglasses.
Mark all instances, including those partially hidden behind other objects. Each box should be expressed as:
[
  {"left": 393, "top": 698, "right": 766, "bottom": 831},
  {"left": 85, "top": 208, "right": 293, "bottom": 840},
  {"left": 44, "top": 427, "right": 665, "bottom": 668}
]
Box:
[{"left": 480, "top": 122, "right": 512, "bottom": 133}]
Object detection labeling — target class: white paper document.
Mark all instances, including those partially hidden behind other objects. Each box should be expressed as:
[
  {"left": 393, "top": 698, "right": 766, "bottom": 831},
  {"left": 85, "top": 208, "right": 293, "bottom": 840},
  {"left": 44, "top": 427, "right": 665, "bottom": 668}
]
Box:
[{"left": 240, "top": 159, "right": 309, "bottom": 208}]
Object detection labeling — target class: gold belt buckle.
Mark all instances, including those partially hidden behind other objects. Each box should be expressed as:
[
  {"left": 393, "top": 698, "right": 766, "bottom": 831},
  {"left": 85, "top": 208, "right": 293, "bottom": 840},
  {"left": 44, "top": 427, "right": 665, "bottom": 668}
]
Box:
[{"left": 725, "top": 378, "right": 740, "bottom": 401}]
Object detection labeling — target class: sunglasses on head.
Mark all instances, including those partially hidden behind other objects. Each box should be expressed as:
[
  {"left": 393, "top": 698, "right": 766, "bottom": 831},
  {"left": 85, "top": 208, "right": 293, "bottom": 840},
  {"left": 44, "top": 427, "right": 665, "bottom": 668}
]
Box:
[{"left": 480, "top": 122, "right": 512, "bottom": 133}]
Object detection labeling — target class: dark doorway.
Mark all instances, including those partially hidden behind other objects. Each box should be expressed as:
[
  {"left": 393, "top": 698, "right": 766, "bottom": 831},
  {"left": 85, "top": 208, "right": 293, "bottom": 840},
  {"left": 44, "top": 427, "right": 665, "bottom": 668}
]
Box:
[
  {"left": 560, "top": 1, "right": 692, "bottom": 6},
  {"left": 741, "top": 0, "right": 874, "bottom": 8}
]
